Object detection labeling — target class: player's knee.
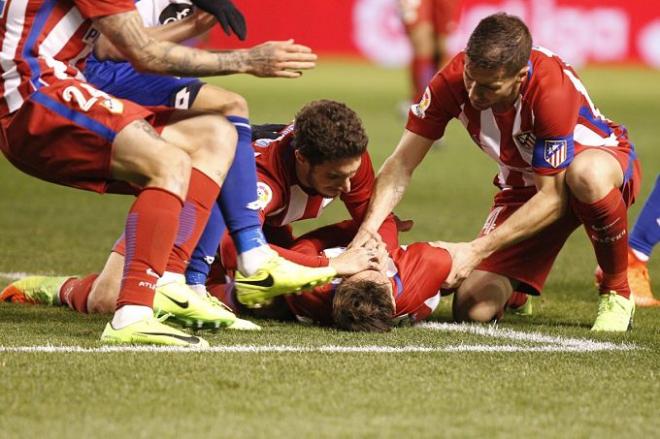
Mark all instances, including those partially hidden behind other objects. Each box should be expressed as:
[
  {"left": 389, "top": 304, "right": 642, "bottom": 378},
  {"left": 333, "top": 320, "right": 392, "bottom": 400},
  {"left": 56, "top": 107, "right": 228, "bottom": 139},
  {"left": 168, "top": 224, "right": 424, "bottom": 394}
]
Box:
[
  {"left": 566, "top": 155, "right": 614, "bottom": 201},
  {"left": 453, "top": 294, "right": 498, "bottom": 323},
  {"left": 223, "top": 92, "right": 249, "bottom": 118}
]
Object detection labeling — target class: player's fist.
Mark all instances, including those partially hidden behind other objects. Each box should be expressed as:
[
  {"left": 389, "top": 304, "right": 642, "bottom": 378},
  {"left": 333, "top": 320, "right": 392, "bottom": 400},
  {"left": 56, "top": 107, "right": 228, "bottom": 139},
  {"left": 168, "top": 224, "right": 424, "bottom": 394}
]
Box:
[
  {"left": 246, "top": 40, "right": 317, "bottom": 78},
  {"left": 190, "top": 0, "right": 247, "bottom": 40}
]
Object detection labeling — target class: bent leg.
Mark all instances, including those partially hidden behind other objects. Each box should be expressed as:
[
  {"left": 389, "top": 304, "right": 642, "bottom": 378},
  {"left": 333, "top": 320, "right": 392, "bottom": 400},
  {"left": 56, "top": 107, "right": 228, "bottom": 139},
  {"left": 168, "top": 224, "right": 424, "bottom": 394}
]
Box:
[
  {"left": 566, "top": 149, "right": 630, "bottom": 297},
  {"left": 452, "top": 270, "right": 516, "bottom": 323}
]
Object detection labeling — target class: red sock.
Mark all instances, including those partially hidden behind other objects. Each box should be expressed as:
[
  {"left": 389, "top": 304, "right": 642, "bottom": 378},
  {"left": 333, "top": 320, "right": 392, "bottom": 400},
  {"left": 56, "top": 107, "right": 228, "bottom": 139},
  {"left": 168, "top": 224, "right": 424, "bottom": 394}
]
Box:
[
  {"left": 571, "top": 189, "right": 630, "bottom": 298},
  {"left": 411, "top": 56, "right": 436, "bottom": 101},
  {"left": 166, "top": 168, "right": 221, "bottom": 274},
  {"left": 505, "top": 291, "right": 528, "bottom": 309},
  {"left": 59, "top": 274, "right": 98, "bottom": 313},
  {"left": 117, "top": 187, "right": 183, "bottom": 309}
]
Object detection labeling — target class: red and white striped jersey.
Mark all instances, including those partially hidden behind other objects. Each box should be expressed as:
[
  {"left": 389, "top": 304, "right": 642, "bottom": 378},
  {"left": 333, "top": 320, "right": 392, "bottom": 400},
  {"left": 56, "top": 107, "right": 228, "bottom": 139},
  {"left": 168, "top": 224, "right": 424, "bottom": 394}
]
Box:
[
  {"left": 0, "top": 0, "right": 135, "bottom": 116},
  {"left": 252, "top": 124, "right": 376, "bottom": 228},
  {"left": 406, "top": 47, "right": 635, "bottom": 190}
]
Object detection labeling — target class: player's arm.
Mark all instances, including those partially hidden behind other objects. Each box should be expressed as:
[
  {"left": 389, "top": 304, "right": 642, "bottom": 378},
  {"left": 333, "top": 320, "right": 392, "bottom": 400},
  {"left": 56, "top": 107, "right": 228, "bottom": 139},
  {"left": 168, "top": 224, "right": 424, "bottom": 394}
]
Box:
[
  {"left": 433, "top": 171, "right": 569, "bottom": 287},
  {"left": 93, "top": 11, "right": 316, "bottom": 78},
  {"left": 94, "top": 10, "right": 216, "bottom": 61},
  {"left": 351, "top": 130, "right": 434, "bottom": 247}
]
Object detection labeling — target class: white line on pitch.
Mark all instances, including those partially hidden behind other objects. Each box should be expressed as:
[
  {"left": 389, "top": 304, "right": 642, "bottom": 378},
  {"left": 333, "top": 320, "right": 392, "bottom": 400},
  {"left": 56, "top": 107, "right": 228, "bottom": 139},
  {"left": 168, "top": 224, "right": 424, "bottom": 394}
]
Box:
[
  {"left": 0, "top": 343, "right": 635, "bottom": 353},
  {"left": 419, "top": 322, "right": 636, "bottom": 352}
]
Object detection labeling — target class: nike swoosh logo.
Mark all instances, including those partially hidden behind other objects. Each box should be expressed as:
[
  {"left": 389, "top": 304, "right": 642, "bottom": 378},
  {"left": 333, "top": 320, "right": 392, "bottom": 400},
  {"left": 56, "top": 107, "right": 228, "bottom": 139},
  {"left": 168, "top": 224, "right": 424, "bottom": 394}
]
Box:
[
  {"left": 137, "top": 332, "right": 201, "bottom": 344},
  {"left": 160, "top": 293, "right": 189, "bottom": 309},
  {"left": 237, "top": 273, "right": 275, "bottom": 288}
]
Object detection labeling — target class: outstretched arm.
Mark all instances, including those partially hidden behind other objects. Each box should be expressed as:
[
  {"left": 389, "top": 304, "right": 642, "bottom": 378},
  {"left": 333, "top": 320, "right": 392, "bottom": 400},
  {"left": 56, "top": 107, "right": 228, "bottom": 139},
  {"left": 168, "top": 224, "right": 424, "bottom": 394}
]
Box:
[
  {"left": 93, "top": 11, "right": 316, "bottom": 78},
  {"left": 432, "top": 172, "right": 568, "bottom": 287},
  {"left": 351, "top": 130, "right": 434, "bottom": 247},
  {"left": 94, "top": 10, "right": 216, "bottom": 61}
]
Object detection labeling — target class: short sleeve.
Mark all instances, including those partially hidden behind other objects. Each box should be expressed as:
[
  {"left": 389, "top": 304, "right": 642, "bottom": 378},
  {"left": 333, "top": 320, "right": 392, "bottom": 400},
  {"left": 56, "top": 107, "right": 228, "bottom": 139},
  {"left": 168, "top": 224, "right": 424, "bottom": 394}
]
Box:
[{"left": 531, "top": 79, "right": 580, "bottom": 175}]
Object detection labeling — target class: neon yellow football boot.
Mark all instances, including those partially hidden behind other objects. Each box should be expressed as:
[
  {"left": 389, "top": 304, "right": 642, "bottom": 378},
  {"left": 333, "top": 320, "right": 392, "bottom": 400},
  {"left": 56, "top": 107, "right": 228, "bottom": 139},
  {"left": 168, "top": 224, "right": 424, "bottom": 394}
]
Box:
[
  {"left": 591, "top": 291, "right": 635, "bottom": 332},
  {"left": 153, "top": 281, "right": 236, "bottom": 329},
  {"left": 235, "top": 255, "right": 336, "bottom": 308},
  {"left": 0, "top": 276, "right": 72, "bottom": 306},
  {"left": 100, "top": 315, "right": 208, "bottom": 347}
]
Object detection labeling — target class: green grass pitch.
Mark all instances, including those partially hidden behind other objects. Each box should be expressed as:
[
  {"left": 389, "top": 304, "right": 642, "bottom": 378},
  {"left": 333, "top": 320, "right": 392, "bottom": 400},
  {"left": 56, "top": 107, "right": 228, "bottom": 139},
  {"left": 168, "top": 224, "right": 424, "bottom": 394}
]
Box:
[{"left": 0, "top": 61, "right": 659, "bottom": 438}]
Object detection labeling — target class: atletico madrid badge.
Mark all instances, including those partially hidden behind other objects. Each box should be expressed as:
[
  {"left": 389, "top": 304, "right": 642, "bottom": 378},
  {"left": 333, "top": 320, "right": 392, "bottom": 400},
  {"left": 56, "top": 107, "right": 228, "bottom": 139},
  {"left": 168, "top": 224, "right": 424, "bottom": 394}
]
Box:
[{"left": 543, "top": 139, "right": 568, "bottom": 168}]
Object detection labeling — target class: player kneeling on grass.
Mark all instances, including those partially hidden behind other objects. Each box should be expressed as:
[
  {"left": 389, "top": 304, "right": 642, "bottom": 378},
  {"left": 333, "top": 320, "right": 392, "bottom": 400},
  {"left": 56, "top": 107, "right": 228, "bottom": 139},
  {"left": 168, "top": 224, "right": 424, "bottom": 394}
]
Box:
[{"left": 351, "top": 13, "right": 642, "bottom": 332}]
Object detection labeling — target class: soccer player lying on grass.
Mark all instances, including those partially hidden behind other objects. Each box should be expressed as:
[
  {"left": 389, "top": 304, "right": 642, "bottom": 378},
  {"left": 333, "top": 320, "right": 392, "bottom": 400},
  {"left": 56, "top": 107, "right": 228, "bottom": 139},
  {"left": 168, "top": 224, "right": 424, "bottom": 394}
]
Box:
[
  {"left": 352, "top": 13, "right": 641, "bottom": 332},
  {"left": 0, "top": 0, "right": 331, "bottom": 347},
  {"left": 1, "top": 100, "right": 394, "bottom": 328},
  {"left": 210, "top": 219, "right": 452, "bottom": 331}
]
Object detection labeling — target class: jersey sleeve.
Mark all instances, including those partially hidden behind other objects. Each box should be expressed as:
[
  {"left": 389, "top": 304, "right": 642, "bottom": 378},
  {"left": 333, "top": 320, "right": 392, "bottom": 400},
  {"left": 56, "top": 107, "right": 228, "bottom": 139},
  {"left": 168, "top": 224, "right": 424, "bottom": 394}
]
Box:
[
  {"left": 405, "top": 56, "right": 464, "bottom": 140},
  {"left": 75, "top": 0, "right": 136, "bottom": 19},
  {"left": 531, "top": 77, "right": 581, "bottom": 175},
  {"left": 394, "top": 243, "right": 451, "bottom": 321}
]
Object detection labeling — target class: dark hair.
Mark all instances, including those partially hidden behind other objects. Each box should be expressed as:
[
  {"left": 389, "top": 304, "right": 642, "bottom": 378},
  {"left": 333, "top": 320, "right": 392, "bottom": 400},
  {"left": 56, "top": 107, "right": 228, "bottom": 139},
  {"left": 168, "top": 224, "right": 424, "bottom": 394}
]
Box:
[
  {"left": 294, "top": 100, "right": 368, "bottom": 165},
  {"left": 466, "top": 13, "right": 532, "bottom": 75},
  {"left": 332, "top": 279, "right": 395, "bottom": 332}
]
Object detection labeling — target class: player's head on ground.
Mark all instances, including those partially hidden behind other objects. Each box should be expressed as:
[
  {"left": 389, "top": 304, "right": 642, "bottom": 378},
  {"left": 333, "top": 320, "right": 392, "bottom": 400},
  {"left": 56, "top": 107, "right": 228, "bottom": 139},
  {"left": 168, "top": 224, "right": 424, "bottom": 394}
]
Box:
[
  {"left": 293, "top": 100, "right": 368, "bottom": 198},
  {"left": 464, "top": 13, "right": 532, "bottom": 111},
  {"left": 332, "top": 269, "right": 395, "bottom": 332}
]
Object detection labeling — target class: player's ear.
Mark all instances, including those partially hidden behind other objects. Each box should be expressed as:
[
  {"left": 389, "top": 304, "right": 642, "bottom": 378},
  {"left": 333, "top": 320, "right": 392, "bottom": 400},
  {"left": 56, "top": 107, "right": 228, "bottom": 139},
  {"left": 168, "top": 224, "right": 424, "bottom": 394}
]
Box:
[
  {"left": 516, "top": 65, "right": 529, "bottom": 83},
  {"left": 294, "top": 149, "right": 308, "bottom": 165}
]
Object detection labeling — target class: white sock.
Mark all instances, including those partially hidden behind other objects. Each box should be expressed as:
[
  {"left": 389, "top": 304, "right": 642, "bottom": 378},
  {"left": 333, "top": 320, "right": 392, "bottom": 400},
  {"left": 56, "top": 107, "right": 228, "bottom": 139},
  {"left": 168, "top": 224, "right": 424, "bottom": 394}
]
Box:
[
  {"left": 111, "top": 305, "right": 153, "bottom": 329},
  {"left": 631, "top": 248, "right": 649, "bottom": 262},
  {"left": 157, "top": 271, "right": 185, "bottom": 287},
  {"left": 237, "top": 245, "right": 276, "bottom": 276},
  {"left": 189, "top": 283, "right": 208, "bottom": 298}
]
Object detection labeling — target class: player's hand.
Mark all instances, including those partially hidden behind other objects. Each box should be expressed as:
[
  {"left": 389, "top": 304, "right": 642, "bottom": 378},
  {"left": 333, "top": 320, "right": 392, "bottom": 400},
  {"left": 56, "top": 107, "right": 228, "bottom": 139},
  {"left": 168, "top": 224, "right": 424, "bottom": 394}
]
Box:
[
  {"left": 190, "top": 0, "right": 246, "bottom": 40},
  {"left": 191, "top": 10, "right": 217, "bottom": 34},
  {"left": 393, "top": 215, "right": 414, "bottom": 232},
  {"left": 430, "top": 240, "right": 485, "bottom": 288},
  {"left": 329, "top": 247, "right": 384, "bottom": 276},
  {"left": 246, "top": 40, "right": 317, "bottom": 78},
  {"left": 349, "top": 226, "right": 380, "bottom": 249}
]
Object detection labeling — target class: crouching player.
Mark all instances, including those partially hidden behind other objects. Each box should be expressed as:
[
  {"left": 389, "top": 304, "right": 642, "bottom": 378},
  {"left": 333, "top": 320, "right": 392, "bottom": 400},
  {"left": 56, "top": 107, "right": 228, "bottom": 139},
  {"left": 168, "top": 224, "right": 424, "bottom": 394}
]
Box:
[{"left": 0, "top": 2, "right": 337, "bottom": 332}]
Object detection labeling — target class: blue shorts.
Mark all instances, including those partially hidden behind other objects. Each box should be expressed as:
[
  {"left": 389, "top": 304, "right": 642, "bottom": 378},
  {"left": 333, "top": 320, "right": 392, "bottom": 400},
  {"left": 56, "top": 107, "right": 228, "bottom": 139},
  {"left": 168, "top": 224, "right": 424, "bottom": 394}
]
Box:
[{"left": 84, "top": 55, "right": 204, "bottom": 109}]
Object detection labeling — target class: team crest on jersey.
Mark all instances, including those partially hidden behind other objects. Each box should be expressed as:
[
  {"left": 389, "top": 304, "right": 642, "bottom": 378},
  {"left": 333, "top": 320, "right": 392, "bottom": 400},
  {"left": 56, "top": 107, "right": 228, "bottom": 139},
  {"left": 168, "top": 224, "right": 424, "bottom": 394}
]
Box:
[
  {"left": 250, "top": 181, "right": 273, "bottom": 210},
  {"left": 100, "top": 97, "right": 124, "bottom": 114},
  {"left": 254, "top": 138, "right": 274, "bottom": 148},
  {"left": 514, "top": 131, "right": 535, "bottom": 152},
  {"left": 411, "top": 87, "right": 431, "bottom": 118},
  {"left": 544, "top": 140, "right": 568, "bottom": 168}
]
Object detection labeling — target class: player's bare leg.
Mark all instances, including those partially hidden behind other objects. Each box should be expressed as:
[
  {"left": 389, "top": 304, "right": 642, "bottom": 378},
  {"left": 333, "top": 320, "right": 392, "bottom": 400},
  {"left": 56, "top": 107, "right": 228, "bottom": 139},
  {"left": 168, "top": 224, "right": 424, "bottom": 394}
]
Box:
[
  {"left": 87, "top": 252, "right": 124, "bottom": 314},
  {"left": 565, "top": 149, "right": 634, "bottom": 331},
  {"left": 452, "top": 270, "right": 515, "bottom": 323}
]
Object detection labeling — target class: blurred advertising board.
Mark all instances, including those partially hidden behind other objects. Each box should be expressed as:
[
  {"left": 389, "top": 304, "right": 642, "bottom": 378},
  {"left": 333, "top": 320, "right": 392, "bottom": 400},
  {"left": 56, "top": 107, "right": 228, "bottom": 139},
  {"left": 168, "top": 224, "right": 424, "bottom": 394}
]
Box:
[{"left": 205, "top": 0, "right": 660, "bottom": 67}]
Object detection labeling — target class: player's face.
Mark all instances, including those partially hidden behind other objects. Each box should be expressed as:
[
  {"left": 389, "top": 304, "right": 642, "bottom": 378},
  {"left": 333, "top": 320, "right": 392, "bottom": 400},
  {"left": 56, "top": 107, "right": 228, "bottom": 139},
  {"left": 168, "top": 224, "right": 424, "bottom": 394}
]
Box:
[
  {"left": 463, "top": 62, "right": 528, "bottom": 111},
  {"left": 304, "top": 156, "right": 362, "bottom": 198}
]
